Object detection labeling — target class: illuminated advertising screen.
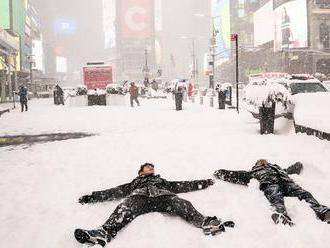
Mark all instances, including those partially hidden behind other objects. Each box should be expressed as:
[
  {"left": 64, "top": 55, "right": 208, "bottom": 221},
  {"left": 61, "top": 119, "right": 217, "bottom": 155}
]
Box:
[
  {"left": 274, "top": 0, "right": 308, "bottom": 51},
  {"left": 212, "top": 0, "right": 231, "bottom": 61},
  {"left": 103, "top": 0, "right": 116, "bottom": 49},
  {"left": 54, "top": 18, "right": 77, "bottom": 35},
  {"left": 56, "top": 56, "right": 68, "bottom": 73},
  {"left": 83, "top": 66, "right": 113, "bottom": 90},
  {"left": 254, "top": 1, "right": 274, "bottom": 47},
  {"left": 120, "top": 0, "right": 154, "bottom": 40}
]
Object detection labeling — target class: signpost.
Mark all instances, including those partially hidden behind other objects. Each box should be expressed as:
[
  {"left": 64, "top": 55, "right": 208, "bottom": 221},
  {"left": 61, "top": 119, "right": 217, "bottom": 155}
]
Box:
[{"left": 231, "top": 33, "right": 239, "bottom": 114}]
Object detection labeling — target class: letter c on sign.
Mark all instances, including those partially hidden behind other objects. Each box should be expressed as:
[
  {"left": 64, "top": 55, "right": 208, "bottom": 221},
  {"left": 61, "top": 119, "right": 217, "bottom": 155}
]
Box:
[{"left": 125, "top": 6, "right": 147, "bottom": 32}]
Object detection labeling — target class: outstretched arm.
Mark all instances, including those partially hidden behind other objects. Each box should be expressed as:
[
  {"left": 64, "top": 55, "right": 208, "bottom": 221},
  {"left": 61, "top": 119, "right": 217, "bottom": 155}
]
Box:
[
  {"left": 167, "top": 179, "right": 214, "bottom": 194},
  {"left": 79, "top": 183, "right": 132, "bottom": 204},
  {"left": 284, "top": 162, "right": 303, "bottom": 175},
  {"left": 214, "top": 169, "right": 252, "bottom": 186}
]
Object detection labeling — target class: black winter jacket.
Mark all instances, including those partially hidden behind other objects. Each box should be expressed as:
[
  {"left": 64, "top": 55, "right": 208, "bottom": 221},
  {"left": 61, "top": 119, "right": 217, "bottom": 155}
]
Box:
[
  {"left": 88, "top": 175, "right": 213, "bottom": 203},
  {"left": 214, "top": 162, "right": 303, "bottom": 190}
]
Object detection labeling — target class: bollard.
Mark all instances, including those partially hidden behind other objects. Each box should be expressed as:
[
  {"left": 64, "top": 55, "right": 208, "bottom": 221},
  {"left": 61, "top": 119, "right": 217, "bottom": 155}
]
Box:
[
  {"left": 175, "top": 93, "right": 183, "bottom": 111},
  {"left": 259, "top": 102, "right": 276, "bottom": 134},
  {"left": 210, "top": 96, "right": 214, "bottom": 107},
  {"left": 200, "top": 96, "right": 203, "bottom": 105},
  {"left": 218, "top": 91, "right": 226, "bottom": 109}
]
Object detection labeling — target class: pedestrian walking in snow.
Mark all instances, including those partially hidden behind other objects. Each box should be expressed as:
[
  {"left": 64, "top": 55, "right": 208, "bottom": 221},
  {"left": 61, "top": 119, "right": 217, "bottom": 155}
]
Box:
[
  {"left": 129, "top": 82, "right": 140, "bottom": 107},
  {"left": 54, "top": 85, "right": 64, "bottom": 105},
  {"left": 17, "top": 85, "right": 28, "bottom": 112},
  {"left": 214, "top": 159, "right": 330, "bottom": 226},
  {"left": 75, "top": 163, "right": 234, "bottom": 247}
]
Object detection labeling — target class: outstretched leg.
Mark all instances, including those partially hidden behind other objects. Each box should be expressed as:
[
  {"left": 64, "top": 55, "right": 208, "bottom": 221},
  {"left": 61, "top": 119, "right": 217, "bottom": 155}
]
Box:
[
  {"left": 102, "top": 195, "right": 152, "bottom": 236},
  {"left": 160, "top": 196, "right": 205, "bottom": 228},
  {"left": 75, "top": 196, "right": 152, "bottom": 247},
  {"left": 284, "top": 183, "right": 330, "bottom": 222},
  {"left": 159, "top": 196, "right": 234, "bottom": 235},
  {"left": 263, "top": 184, "right": 293, "bottom": 225}
]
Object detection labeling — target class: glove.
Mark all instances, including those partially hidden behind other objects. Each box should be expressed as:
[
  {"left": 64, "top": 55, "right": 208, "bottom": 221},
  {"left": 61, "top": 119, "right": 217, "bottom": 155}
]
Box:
[
  {"left": 206, "top": 179, "right": 215, "bottom": 186},
  {"left": 79, "top": 194, "right": 94, "bottom": 204},
  {"left": 213, "top": 170, "right": 227, "bottom": 180}
]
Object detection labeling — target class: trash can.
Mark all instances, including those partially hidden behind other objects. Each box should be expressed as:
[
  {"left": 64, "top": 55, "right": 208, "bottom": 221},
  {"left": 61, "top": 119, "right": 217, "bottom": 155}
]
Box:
[
  {"left": 218, "top": 90, "right": 226, "bottom": 109},
  {"left": 175, "top": 92, "right": 183, "bottom": 111},
  {"left": 259, "top": 102, "right": 276, "bottom": 134}
]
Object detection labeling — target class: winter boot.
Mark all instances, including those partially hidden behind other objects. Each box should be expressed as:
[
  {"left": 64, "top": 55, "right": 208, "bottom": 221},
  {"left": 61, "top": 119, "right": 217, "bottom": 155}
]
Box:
[
  {"left": 202, "top": 216, "right": 235, "bottom": 236},
  {"left": 74, "top": 228, "right": 111, "bottom": 247},
  {"left": 271, "top": 213, "right": 294, "bottom": 226},
  {"left": 320, "top": 210, "right": 330, "bottom": 224}
]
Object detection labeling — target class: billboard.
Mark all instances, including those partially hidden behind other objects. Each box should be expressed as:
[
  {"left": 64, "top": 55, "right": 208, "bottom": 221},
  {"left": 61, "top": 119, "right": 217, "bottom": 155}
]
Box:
[
  {"left": 103, "top": 0, "right": 116, "bottom": 49},
  {"left": 83, "top": 66, "right": 113, "bottom": 90},
  {"left": 274, "top": 0, "right": 308, "bottom": 51},
  {"left": 56, "top": 56, "right": 67, "bottom": 73},
  {"left": 0, "top": 0, "right": 10, "bottom": 29},
  {"left": 254, "top": 1, "right": 274, "bottom": 47},
  {"left": 120, "top": 0, "right": 154, "bottom": 39},
  {"left": 212, "top": 0, "right": 231, "bottom": 61}
]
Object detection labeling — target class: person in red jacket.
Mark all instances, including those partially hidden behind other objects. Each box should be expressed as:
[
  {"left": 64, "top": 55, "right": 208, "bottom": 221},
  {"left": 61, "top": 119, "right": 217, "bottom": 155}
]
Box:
[
  {"left": 129, "top": 82, "right": 140, "bottom": 107},
  {"left": 187, "top": 82, "right": 193, "bottom": 98}
]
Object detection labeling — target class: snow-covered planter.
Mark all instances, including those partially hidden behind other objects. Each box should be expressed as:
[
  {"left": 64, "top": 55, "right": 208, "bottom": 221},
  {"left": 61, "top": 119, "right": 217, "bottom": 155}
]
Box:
[
  {"left": 106, "top": 84, "right": 126, "bottom": 106},
  {"left": 243, "top": 80, "right": 293, "bottom": 134},
  {"left": 68, "top": 95, "right": 88, "bottom": 107},
  {"left": 68, "top": 85, "right": 88, "bottom": 107},
  {"left": 243, "top": 80, "right": 292, "bottom": 115},
  {"left": 76, "top": 85, "right": 88, "bottom": 96}
]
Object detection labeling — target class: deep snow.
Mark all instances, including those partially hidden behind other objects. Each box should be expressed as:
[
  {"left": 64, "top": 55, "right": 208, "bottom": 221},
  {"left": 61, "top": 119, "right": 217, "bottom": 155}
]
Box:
[{"left": 0, "top": 98, "right": 329, "bottom": 248}]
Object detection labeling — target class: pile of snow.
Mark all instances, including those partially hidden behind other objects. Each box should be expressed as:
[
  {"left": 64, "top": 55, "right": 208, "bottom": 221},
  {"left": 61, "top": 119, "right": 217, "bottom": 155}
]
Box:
[{"left": 293, "top": 92, "right": 330, "bottom": 133}]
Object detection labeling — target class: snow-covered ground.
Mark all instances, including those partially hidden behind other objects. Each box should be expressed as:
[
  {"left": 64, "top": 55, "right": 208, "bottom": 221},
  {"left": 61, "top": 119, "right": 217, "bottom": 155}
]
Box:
[{"left": 0, "top": 98, "right": 329, "bottom": 248}]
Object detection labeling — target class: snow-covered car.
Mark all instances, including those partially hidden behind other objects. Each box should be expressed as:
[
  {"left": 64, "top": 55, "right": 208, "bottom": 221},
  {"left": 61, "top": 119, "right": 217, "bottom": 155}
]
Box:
[
  {"left": 274, "top": 75, "right": 328, "bottom": 95},
  {"left": 322, "top": 80, "right": 330, "bottom": 91}
]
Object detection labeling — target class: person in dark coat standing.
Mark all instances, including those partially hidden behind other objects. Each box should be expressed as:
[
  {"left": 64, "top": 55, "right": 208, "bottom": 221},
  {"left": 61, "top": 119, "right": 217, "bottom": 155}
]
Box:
[
  {"left": 54, "top": 85, "right": 64, "bottom": 105},
  {"left": 129, "top": 82, "right": 140, "bottom": 107},
  {"left": 18, "top": 85, "right": 28, "bottom": 112},
  {"left": 214, "top": 159, "right": 330, "bottom": 226},
  {"left": 74, "top": 163, "right": 235, "bottom": 247}
]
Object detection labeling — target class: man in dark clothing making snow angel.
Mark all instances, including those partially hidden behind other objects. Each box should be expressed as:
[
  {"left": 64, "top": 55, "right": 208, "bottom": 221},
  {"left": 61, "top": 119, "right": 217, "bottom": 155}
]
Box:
[
  {"left": 75, "top": 163, "right": 235, "bottom": 247},
  {"left": 214, "top": 159, "right": 330, "bottom": 226}
]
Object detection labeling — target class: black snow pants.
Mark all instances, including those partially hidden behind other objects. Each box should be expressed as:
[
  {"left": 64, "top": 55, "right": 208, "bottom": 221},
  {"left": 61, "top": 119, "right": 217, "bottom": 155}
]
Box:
[
  {"left": 20, "top": 97, "right": 28, "bottom": 112},
  {"left": 102, "top": 195, "right": 205, "bottom": 238},
  {"left": 130, "top": 96, "right": 140, "bottom": 107},
  {"left": 262, "top": 182, "right": 329, "bottom": 220}
]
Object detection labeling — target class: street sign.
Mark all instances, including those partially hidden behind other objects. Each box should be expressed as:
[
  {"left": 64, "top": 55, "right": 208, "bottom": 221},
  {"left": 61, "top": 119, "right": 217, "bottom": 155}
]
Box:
[{"left": 230, "top": 34, "right": 238, "bottom": 41}]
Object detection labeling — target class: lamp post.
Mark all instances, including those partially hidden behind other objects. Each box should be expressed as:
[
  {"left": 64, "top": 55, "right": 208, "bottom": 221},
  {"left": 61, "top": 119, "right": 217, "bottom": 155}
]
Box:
[
  {"left": 26, "top": 55, "right": 36, "bottom": 96},
  {"left": 194, "top": 14, "right": 220, "bottom": 91},
  {"left": 142, "top": 48, "right": 150, "bottom": 87}
]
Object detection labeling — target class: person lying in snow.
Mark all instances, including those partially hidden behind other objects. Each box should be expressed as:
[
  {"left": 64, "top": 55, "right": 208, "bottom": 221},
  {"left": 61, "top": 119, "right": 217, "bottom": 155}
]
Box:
[
  {"left": 75, "top": 163, "right": 235, "bottom": 247},
  {"left": 214, "top": 159, "right": 330, "bottom": 226}
]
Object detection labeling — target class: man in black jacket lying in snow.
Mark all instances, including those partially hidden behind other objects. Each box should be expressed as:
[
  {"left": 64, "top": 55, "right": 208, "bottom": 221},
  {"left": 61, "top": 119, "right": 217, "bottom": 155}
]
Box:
[
  {"left": 75, "top": 163, "right": 234, "bottom": 247},
  {"left": 214, "top": 159, "right": 330, "bottom": 226}
]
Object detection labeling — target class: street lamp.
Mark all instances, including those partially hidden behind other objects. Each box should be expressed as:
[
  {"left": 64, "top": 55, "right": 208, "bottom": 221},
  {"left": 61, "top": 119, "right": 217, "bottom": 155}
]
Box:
[
  {"left": 194, "top": 14, "right": 221, "bottom": 90},
  {"left": 26, "top": 55, "right": 36, "bottom": 96}
]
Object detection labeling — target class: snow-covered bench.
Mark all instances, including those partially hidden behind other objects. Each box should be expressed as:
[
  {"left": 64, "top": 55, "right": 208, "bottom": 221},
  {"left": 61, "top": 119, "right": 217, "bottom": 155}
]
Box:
[
  {"left": 293, "top": 92, "right": 330, "bottom": 141},
  {"left": 0, "top": 108, "right": 10, "bottom": 117}
]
